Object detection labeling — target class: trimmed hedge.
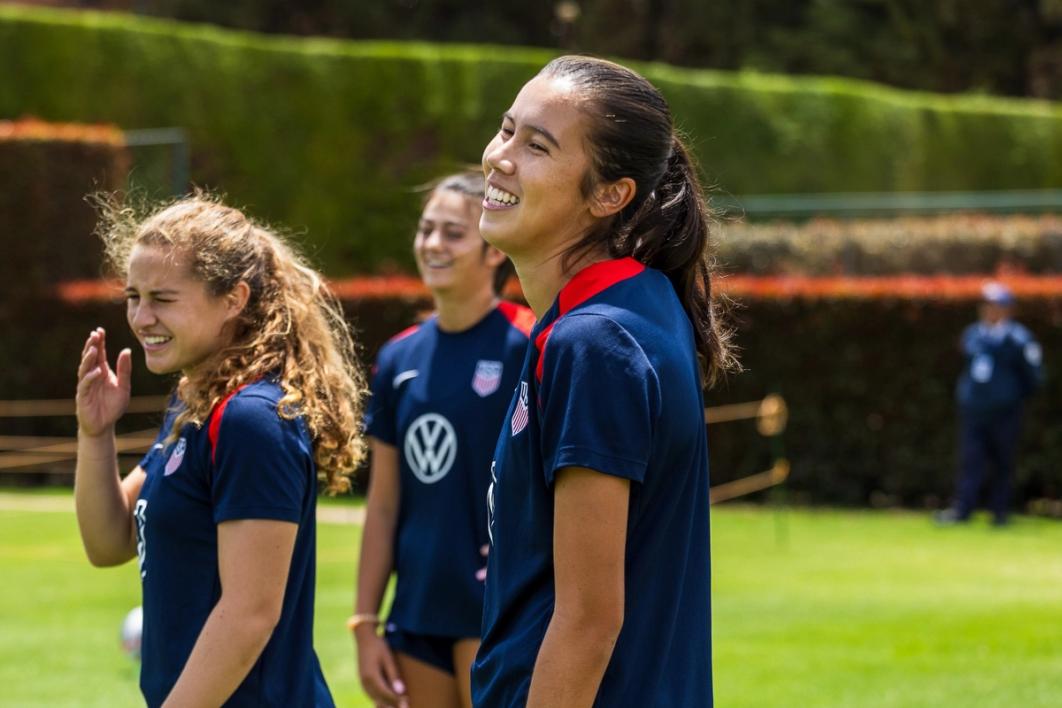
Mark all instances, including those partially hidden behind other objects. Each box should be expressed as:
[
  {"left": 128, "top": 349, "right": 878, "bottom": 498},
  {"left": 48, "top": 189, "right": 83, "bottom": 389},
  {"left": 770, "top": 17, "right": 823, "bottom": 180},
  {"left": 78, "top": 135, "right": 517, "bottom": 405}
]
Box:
[
  {"left": 717, "top": 214, "right": 1062, "bottom": 276},
  {"left": 0, "top": 296, "right": 169, "bottom": 445},
  {"left": 340, "top": 287, "right": 1061, "bottom": 509},
  {"left": 23, "top": 275, "right": 1062, "bottom": 507},
  {"left": 0, "top": 118, "right": 128, "bottom": 302},
  {"left": 1, "top": 6, "right": 1061, "bottom": 276},
  {"left": 706, "top": 295, "right": 1062, "bottom": 508}
]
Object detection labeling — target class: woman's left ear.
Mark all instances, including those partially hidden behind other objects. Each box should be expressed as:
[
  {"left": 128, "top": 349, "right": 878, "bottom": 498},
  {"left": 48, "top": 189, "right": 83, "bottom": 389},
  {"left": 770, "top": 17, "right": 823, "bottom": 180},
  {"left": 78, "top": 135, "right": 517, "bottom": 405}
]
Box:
[
  {"left": 484, "top": 245, "right": 508, "bottom": 268},
  {"left": 225, "top": 281, "right": 251, "bottom": 320},
  {"left": 590, "top": 177, "right": 636, "bottom": 218}
]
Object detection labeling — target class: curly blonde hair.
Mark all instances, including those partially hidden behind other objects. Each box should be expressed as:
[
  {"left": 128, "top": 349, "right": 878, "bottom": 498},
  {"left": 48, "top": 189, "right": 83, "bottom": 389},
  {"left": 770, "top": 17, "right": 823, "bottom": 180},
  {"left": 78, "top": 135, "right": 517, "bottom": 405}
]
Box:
[{"left": 98, "top": 192, "right": 367, "bottom": 493}]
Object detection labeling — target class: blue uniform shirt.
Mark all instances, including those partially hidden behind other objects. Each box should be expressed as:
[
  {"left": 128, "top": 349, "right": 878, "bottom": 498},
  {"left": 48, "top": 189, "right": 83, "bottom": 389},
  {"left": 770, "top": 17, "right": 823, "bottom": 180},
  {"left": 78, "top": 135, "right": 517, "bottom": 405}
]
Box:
[
  {"left": 135, "top": 380, "right": 332, "bottom": 708},
  {"left": 957, "top": 319, "right": 1043, "bottom": 417},
  {"left": 365, "top": 302, "right": 533, "bottom": 637},
  {"left": 472, "top": 258, "right": 713, "bottom": 707}
]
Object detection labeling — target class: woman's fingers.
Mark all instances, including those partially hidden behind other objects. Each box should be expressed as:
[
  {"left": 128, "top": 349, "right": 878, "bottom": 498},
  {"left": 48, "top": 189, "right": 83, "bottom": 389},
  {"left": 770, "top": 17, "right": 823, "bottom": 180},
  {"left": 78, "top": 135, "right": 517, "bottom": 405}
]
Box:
[
  {"left": 366, "top": 668, "right": 399, "bottom": 706},
  {"left": 379, "top": 649, "right": 408, "bottom": 707},
  {"left": 81, "top": 331, "right": 97, "bottom": 359},
  {"left": 115, "top": 348, "right": 132, "bottom": 392},
  {"left": 360, "top": 640, "right": 405, "bottom": 707},
  {"left": 79, "top": 364, "right": 103, "bottom": 389},
  {"left": 78, "top": 346, "right": 100, "bottom": 381},
  {"left": 96, "top": 328, "right": 111, "bottom": 376}
]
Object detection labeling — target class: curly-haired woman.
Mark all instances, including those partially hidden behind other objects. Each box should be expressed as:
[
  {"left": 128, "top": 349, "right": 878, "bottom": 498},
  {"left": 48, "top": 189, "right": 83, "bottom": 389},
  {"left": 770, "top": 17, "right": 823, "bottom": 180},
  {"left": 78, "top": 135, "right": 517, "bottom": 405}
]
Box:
[{"left": 74, "top": 194, "right": 366, "bottom": 707}]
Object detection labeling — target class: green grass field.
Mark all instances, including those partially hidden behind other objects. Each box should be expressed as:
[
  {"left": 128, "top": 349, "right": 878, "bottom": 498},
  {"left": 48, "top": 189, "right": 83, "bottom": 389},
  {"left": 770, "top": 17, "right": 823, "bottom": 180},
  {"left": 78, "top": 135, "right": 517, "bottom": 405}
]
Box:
[{"left": 2, "top": 492, "right": 1060, "bottom": 707}]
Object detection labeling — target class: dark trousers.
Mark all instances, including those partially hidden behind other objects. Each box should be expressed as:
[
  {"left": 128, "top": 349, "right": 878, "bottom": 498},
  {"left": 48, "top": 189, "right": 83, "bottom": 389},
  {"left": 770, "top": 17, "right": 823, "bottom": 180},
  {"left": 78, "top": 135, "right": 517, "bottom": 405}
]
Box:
[{"left": 955, "top": 407, "right": 1023, "bottom": 522}]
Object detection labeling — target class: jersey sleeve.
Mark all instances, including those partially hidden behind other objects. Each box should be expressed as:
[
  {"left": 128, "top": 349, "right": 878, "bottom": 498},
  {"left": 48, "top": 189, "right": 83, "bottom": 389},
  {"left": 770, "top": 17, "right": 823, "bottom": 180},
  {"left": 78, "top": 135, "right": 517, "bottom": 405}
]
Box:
[
  {"left": 210, "top": 394, "right": 310, "bottom": 525},
  {"left": 538, "top": 313, "right": 661, "bottom": 486},
  {"left": 364, "top": 345, "right": 397, "bottom": 444},
  {"left": 1012, "top": 325, "right": 1044, "bottom": 394}
]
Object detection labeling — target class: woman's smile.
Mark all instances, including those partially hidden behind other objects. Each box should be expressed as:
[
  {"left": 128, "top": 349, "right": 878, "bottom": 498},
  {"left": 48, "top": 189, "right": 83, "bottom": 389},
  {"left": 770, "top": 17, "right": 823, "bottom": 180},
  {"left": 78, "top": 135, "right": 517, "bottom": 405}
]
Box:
[{"left": 483, "top": 183, "right": 521, "bottom": 210}]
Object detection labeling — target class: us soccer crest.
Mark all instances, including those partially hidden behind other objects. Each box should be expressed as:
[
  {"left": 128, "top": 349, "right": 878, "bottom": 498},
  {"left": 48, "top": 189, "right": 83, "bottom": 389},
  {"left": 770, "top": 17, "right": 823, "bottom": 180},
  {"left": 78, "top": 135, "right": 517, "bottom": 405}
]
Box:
[
  {"left": 511, "top": 381, "right": 529, "bottom": 436},
  {"left": 472, "top": 360, "right": 503, "bottom": 398},
  {"left": 164, "top": 437, "right": 187, "bottom": 476}
]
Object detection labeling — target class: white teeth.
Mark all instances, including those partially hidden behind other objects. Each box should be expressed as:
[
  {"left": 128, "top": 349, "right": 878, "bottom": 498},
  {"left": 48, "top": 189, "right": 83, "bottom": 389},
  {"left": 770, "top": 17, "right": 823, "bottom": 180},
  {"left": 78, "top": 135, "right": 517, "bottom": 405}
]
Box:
[
  {"left": 144, "top": 336, "right": 170, "bottom": 345},
  {"left": 487, "top": 185, "right": 519, "bottom": 206}
]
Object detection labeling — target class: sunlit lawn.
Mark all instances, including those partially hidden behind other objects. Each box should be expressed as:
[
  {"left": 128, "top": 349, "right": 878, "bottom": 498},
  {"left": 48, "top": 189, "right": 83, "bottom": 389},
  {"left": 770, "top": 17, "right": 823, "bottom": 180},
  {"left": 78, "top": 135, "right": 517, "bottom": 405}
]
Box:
[{"left": 2, "top": 491, "right": 1060, "bottom": 706}]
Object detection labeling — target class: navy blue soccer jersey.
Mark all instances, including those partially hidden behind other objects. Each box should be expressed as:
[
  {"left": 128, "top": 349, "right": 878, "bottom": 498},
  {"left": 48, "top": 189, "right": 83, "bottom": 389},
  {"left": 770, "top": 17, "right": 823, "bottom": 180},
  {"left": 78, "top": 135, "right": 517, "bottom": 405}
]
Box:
[
  {"left": 472, "top": 258, "right": 713, "bottom": 707},
  {"left": 135, "top": 380, "right": 332, "bottom": 708},
  {"left": 365, "top": 301, "right": 533, "bottom": 637},
  {"left": 957, "top": 319, "right": 1043, "bottom": 416}
]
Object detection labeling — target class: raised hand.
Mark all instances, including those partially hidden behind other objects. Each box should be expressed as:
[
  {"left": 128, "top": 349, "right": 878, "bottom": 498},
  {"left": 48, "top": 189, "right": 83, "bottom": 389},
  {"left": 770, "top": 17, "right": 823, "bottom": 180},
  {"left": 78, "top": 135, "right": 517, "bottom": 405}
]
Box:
[{"left": 76, "top": 327, "right": 132, "bottom": 438}]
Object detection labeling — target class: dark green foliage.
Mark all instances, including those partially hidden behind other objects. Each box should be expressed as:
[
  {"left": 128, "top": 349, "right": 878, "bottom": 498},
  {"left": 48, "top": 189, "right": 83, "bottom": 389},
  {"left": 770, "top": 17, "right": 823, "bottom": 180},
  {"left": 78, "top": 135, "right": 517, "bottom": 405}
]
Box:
[
  {"left": 73, "top": 0, "right": 1062, "bottom": 99},
  {"left": 717, "top": 215, "right": 1062, "bottom": 275},
  {"left": 0, "top": 125, "right": 129, "bottom": 452},
  {"left": 1, "top": 7, "right": 1061, "bottom": 276},
  {"left": 709, "top": 297, "right": 1062, "bottom": 507},
  {"left": 10, "top": 286, "right": 1060, "bottom": 506},
  {"left": 0, "top": 135, "right": 128, "bottom": 302},
  {"left": 337, "top": 291, "right": 1062, "bottom": 508},
  {"left": 0, "top": 298, "right": 170, "bottom": 441}
]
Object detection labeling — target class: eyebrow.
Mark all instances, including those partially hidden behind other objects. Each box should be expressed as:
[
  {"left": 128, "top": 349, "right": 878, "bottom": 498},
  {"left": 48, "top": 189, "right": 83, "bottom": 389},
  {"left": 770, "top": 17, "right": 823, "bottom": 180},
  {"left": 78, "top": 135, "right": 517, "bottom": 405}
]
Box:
[
  {"left": 124, "top": 287, "right": 180, "bottom": 297},
  {"left": 419, "top": 219, "right": 470, "bottom": 229},
  {"left": 503, "top": 112, "right": 561, "bottom": 150}
]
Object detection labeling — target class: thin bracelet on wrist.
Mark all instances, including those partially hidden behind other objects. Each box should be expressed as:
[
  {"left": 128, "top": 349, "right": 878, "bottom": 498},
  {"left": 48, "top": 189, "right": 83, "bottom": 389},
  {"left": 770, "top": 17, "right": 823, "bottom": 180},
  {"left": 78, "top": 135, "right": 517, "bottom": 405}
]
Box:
[{"left": 346, "top": 613, "right": 380, "bottom": 634}]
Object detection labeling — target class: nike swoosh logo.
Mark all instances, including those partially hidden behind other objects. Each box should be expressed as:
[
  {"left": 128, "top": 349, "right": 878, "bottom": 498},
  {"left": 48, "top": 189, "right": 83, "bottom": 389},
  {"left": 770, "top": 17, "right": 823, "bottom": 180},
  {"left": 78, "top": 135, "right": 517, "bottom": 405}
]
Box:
[{"left": 392, "top": 370, "right": 419, "bottom": 388}]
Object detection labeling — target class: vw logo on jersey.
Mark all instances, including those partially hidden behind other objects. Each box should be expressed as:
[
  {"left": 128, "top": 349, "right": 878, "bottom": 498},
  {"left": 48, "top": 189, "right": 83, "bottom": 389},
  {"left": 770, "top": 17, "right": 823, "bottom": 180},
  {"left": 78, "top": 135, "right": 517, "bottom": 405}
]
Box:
[
  {"left": 404, "top": 413, "right": 457, "bottom": 484},
  {"left": 472, "top": 360, "right": 503, "bottom": 398},
  {"left": 164, "top": 437, "right": 187, "bottom": 476}
]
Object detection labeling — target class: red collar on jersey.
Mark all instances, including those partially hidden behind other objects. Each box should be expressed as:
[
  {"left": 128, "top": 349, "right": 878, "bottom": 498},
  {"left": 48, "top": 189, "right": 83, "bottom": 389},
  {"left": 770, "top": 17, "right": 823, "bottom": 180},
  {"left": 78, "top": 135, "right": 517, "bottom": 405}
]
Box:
[{"left": 534, "top": 257, "right": 646, "bottom": 383}]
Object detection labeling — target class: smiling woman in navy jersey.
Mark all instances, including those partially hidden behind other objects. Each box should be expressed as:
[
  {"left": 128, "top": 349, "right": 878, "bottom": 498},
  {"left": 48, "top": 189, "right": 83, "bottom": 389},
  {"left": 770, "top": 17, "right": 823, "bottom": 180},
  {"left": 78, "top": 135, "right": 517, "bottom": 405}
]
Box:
[
  {"left": 352, "top": 172, "right": 534, "bottom": 708},
  {"left": 472, "top": 57, "right": 738, "bottom": 708},
  {"left": 74, "top": 194, "right": 366, "bottom": 707}
]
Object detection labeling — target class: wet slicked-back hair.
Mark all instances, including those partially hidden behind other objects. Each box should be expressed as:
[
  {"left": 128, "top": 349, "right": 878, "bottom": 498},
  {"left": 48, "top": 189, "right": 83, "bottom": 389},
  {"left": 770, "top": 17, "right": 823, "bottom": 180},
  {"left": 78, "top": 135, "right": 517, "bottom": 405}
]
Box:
[{"left": 540, "top": 56, "right": 738, "bottom": 384}]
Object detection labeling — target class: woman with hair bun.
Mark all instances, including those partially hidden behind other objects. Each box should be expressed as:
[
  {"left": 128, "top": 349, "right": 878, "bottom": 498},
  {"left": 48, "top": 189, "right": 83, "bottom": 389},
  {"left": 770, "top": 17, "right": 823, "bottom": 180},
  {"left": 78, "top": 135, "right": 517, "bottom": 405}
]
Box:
[
  {"left": 74, "top": 194, "right": 365, "bottom": 707},
  {"left": 352, "top": 172, "right": 533, "bottom": 708},
  {"left": 473, "top": 56, "right": 737, "bottom": 707}
]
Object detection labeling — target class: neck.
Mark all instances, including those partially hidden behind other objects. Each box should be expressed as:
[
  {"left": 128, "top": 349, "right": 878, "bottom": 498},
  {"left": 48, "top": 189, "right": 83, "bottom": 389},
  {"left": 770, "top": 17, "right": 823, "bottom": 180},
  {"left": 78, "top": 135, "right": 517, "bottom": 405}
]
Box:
[
  {"left": 433, "top": 286, "right": 499, "bottom": 333},
  {"left": 511, "top": 247, "right": 608, "bottom": 318}
]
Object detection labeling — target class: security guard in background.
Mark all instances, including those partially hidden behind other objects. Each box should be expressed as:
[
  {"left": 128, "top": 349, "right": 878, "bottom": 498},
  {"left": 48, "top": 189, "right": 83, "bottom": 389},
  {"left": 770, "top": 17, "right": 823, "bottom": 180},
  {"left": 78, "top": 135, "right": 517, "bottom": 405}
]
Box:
[{"left": 937, "top": 282, "right": 1043, "bottom": 526}]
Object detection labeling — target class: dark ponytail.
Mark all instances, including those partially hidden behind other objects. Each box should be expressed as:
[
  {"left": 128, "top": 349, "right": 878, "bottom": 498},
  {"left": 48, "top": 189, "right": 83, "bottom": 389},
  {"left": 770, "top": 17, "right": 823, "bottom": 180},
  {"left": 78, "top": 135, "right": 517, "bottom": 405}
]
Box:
[
  {"left": 631, "top": 136, "right": 738, "bottom": 386},
  {"left": 542, "top": 56, "right": 739, "bottom": 385}
]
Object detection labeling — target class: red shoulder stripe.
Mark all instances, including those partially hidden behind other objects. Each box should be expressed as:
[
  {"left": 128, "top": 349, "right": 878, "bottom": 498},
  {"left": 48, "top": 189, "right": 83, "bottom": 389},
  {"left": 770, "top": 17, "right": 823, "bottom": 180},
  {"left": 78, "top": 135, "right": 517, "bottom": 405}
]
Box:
[
  {"left": 534, "top": 258, "right": 645, "bottom": 382},
  {"left": 497, "top": 300, "right": 535, "bottom": 337},
  {"left": 388, "top": 323, "right": 421, "bottom": 344},
  {"left": 208, "top": 384, "right": 250, "bottom": 465}
]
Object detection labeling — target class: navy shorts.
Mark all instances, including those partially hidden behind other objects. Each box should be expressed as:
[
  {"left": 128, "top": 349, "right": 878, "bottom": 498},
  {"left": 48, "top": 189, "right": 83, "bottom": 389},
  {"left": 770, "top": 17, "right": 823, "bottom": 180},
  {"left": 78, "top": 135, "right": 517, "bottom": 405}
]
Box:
[{"left": 385, "top": 625, "right": 472, "bottom": 675}]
